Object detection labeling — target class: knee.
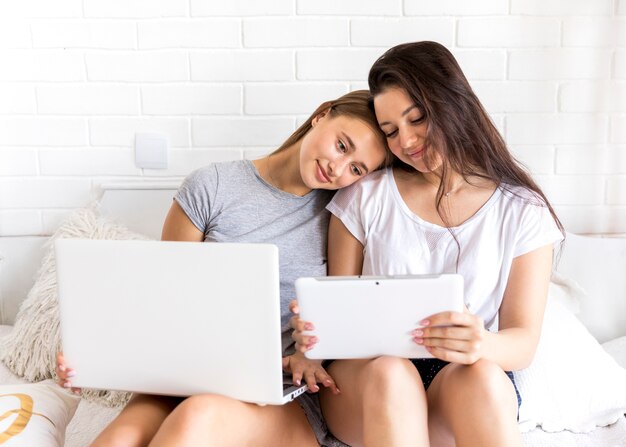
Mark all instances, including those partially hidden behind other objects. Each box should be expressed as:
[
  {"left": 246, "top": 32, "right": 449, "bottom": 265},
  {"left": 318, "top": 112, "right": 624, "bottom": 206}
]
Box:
[
  {"left": 445, "top": 360, "right": 511, "bottom": 404},
  {"left": 360, "top": 356, "right": 419, "bottom": 396},
  {"left": 165, "top": 394, "right": 231, "bottom": 432}
]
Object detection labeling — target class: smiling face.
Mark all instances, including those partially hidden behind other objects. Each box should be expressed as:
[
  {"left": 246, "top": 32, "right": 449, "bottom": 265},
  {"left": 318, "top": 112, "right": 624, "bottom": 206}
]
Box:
[
  {"left": 373, "top": 87, "right": 442, "bottom": 174},
  {"left": 298, "top": 112, "right": 388, "bottom": 190}
]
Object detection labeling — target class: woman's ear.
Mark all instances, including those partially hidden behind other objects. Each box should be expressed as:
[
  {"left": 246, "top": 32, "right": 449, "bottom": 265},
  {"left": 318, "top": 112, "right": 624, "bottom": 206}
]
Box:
[{"left": 311, "top": 104, "right": 332, "bottom": 127}]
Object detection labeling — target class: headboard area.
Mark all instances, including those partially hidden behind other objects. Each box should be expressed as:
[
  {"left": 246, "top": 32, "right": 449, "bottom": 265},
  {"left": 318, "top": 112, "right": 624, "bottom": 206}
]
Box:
[{"left": 0, "top": 182, "right": 179, "bottom": 325}]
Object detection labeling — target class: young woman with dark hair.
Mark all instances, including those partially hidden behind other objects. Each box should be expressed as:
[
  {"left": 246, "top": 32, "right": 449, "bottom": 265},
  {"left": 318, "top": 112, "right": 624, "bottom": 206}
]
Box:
[{"left": 292, "top": 42, "right": 565, "bottom": 447}]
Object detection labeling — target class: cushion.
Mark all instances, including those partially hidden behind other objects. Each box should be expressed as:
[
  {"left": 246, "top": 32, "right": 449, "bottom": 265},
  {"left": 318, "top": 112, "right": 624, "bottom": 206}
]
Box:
[
  {"left": 0, "top": 380, "right": 80, "bottom": 447},
  {"left": 515, "top": 278, "right": 626, "bottom": 433},
  {"left": 0, "top": 205, "right": 149, "bottom": 407}
]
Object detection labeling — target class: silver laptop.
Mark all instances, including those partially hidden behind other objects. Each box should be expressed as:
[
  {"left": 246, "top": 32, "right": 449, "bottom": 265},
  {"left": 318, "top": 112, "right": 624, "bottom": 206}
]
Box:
[{"left": 55, "top": 239, "right": 306, "bottom": 405}]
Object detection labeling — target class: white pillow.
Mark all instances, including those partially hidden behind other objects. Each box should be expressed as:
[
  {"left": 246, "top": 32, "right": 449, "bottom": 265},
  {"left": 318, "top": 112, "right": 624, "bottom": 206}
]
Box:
[
  {"left": 0, "top": 380, "right": 80, "bottom": 446},
  {"left": 515, "top": 280, "right": 626, "bottom": 433},
  {"left": 0, "top": 205, "right": 147, "bottom": 407}
]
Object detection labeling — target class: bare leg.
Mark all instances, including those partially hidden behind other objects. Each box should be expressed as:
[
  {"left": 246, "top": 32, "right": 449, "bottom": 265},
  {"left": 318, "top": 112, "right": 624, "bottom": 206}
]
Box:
[
  {"left": 91, "top": 394, "right": 181, "bottom": 447},
  {"left": 149, "top": 393, "right": 319, "bottom": 446},
  {"left": 320, "top": 357, "right": 429, "bottom": 447},
  {"left": 427, "top": 360, "right": 522, "bottom": 447}
]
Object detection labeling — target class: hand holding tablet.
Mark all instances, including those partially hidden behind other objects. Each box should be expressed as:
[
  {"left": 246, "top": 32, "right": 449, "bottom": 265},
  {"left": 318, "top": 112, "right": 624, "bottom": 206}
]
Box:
[{"left": 294, "top": 274, "right": 464, "bottom": 360}]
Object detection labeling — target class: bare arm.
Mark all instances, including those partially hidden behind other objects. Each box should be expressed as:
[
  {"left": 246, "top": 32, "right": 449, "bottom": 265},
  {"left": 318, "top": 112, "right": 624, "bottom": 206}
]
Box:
[
  {"left": 327, "top": 215, "right": 364, "bottom": 276},
  {"left": 161, "top": 201, "right": 204, "bottom": 242},
  {"left": 483, "top": 243, "right": 553, "bottom": 370}
]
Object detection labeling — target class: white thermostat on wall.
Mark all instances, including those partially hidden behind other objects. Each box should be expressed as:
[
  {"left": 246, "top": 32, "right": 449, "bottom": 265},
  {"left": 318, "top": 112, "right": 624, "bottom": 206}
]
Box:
[{"left": 135, "top": 133, "right": 169, "bottom": 169}]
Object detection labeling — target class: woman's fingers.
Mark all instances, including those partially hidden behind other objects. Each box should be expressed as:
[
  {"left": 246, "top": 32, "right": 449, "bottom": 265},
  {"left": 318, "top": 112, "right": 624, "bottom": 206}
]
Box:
[{"left": 289, "top": 299, "right": 300, "bottom": 315}]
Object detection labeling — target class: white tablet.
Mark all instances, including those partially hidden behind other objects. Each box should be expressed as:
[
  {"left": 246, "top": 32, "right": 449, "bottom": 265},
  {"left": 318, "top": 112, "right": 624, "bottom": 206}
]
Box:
[{"left": 295, "top": 274, "right": 464, "bottom": 359}]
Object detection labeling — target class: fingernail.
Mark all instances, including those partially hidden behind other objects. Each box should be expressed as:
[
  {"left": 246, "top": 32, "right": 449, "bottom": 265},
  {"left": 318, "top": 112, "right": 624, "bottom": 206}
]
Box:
[
  {"left": 63, "top": 381, "right": 72, "bottom": 388},
  {"left": 295, "top": 379, "right": 301, "bottom": 386},
  {"left": 59, "top": 365, "right": 66, "bottom": 372},
  {"left": 412, "top": 330, "right": 423, "bottom": 336},
  {"left": 420, "top": 319, "right": 430, "bottom": 326},
  {"left": 414, "top": 338, "right": 424, "bottom": 344},
  {"left": 324, "top": 379, "right": 332, "bottom": 386},
  {"left": 305, "top": 323, "right": 314, "bottom": 330},
  {"left": 66, "top": 370, "right": 76, "bottom": 378},
  {"left": 73, "top": 390, "right": 81, "bottom": 395}
]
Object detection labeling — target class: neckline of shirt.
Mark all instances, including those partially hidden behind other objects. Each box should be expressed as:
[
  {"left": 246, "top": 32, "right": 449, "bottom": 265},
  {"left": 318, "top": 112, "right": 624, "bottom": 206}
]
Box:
[
  {"left": 244, "top": 159, "right": 323, "bottom": 202},
  {"left": 386, "top": 167, "right": 502, "bottom": 231}
]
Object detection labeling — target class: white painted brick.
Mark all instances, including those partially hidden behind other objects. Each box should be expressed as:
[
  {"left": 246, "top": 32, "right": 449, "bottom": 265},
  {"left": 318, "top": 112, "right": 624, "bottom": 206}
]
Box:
[
  {"left": 86, "top": 52, "right": 189, "bottom": 82},
  {"left": 142, "top": 84, "right": 241, "bottom": 115},
  {"left": 89, "top": 118, "right": 190, "bottom": 147},
  {"left": 192, "top": 0, "right": 293, "bottom": 16},
  {"left": 297, "top": 0, "right": 401, "bottom": 16},
  {"left": 509, "top": 145, "right": 555, "bottom": 174},
  {"left": 555, "top": 205, "right": 626, "bottom": 234},
  {"left": 0, "top": 118, "right": 87, "bottom": 146},
  {"left": 607, "top": 177, "right": 626, "bottom": 205},
  {"left": 563, "top": 18, "right": 624, "bottom": 47},
  {"left": 611, "top": 116, "right": 626, "bottom": 143},
  {"left": 138, "top": 20, "right": 240, "bottom": 49},
  {"left": 0, "top": 85, "right": 36, "bottom": 114},
  {"left": 0, "top": 0, "right": 82, "bottom": 18},
  {"left": 0, "top": 149, "right": 38, "bottom": 175},
  {"left": 351, "top": 18, "right": 454, "bottom": 47},
  {"left": 191, "top": 51, "right": 293, "bottom": 81},
  {"left": 0, "top": 178, "right": 91, "bottom": 208},
  {"left": 145, "top": 149, "right": 242, "bottom": 177},
  {"left": 32, "top": 21, "right": 136, "bottom": 49},
  {"left": 41, "top": 210, "right": 73, "bottom": 235},
  {"left": 0, "top": 22, "right": 32, "bottom": 48},
  {"left": 620, "top": 0, "right": 626, "bottom": 15},
  {"left": 37, "top": 85, "right": 140, "bottom": 115},
  {"left": 192, "top": 118, "right": 294, "bottom": 147},
  {"left": 244, "top": 19, "right": 348, "bottom": 48},
  {"left": 559, "top": 82, "right": 626, "bottom": 112},
  {"left": 615, "top": 50, "right": 626, "bottom": 79},
  {"left": 39, "top": 149, "right": 139, "bottom": 175},
  {"left": 245, "top": 83, "right": 347, "bottom": 115},
  {"left": 509, "top": 50, "right": 612, "bottom": 80},
  {"left": 297, "top": 49, "right": 381, "bottom": 81},
  {"left": 506, "top": 114, "right": 608, "bottom": 145},
  {"left": 511, "top": 0, "right": 613, "bottom": 16},
  {"left": 458, "top": 18, "right": 559, "bottom": 48},
  {"left": 84, "top": 0, "right": 187, "bottom": 18},
  {"left": 452, "top": 50, "right": 506, "bottom": 81},
  {"left": 556, "top": 146, "right": 626, "bottom": 175},
  {"left": 0, "top": 210, "right": 42, "bottom": 237},
  {"left": 404, "top": 0, "right": 507, "bottom": 15},
  {"left": 472, "top": 82, "right": 556, "bottom": 113},
  {"left": 534, "top": 175, "right": 605, "bottom": 205},
  {"left": 0, "top": 50, "right": 84, "bottom": 82}
]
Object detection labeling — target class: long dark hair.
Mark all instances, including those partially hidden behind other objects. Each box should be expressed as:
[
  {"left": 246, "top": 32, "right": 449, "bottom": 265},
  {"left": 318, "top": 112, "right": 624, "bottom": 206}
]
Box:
[
  {"left": 275, "top": 90, "right": 394, "bottom": 169},
  {"left": 368, "top": 41, "right": 564, "bottom": 237}
]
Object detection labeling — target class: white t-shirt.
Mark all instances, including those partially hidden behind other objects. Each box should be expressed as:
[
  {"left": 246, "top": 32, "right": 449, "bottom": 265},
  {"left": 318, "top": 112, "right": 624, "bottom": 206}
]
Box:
[{"left": 327, "top": 167, "right": 564, "bottom": 331}]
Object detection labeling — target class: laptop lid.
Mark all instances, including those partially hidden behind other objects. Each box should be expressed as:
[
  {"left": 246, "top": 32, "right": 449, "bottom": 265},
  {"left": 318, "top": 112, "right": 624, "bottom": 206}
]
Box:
[
  {"left": 296, "top": 274, "right": 464, "bottom": 359},
  {"left": 56, "top": 239, "right": 304, "bottom": 405}
]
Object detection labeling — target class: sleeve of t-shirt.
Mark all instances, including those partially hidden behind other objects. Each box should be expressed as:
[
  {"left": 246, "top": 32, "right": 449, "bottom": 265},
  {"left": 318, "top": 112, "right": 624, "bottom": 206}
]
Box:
[
  {"left": 326, "top": 181, "right": 367, "bottom": 245},
  {"left": 514, "top": 202, "right": 564, "bottom": 258},
  {"left": 173, "top": 164, "right": 219, "bottom": 234}
]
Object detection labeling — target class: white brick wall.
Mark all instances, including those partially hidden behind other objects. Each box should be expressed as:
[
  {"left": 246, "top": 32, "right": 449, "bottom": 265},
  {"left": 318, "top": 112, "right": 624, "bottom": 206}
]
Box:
[{"left": 0, "top": 1, "right": 624, "bottom": 236}]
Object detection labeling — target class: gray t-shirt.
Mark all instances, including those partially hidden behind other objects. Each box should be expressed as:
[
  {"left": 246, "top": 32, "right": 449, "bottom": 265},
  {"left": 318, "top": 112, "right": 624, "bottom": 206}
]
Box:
[{"left": 174, "top": 160, "right": 334, "bottom": 349}]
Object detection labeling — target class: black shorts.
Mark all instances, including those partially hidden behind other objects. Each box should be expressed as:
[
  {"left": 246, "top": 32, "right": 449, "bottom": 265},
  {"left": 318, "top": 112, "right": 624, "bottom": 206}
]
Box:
[{"left": 410, "top": 358, "right": 522, "bottom": 412}]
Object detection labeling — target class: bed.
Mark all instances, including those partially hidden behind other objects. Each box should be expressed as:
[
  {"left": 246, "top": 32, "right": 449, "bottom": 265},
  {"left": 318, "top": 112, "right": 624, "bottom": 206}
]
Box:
[{"left": 0, "top": 182, "right": 624, "bottom": 446}]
